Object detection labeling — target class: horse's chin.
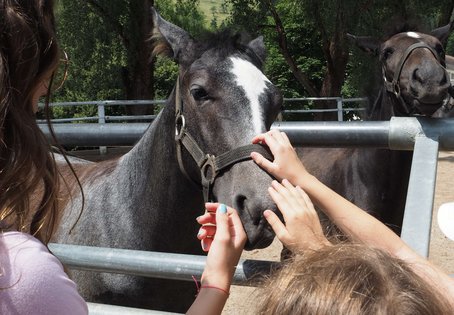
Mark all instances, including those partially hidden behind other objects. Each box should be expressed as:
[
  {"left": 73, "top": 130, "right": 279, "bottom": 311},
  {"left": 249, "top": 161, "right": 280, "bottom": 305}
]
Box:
[
  {"left": 412, "top": 97, "right": 449, "bottom": 116},
  {"left": 243, "top": 225, "right": 275, "bottom": 250}
]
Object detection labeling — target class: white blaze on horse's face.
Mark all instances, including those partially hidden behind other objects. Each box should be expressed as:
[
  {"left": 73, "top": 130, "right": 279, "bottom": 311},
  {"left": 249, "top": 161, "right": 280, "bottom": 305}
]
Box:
[
  {"left": 406, "top": 32, "right": 421, "bottom": 39},
  {"left": 230, "top": 56, "right": 270, "bottom": 135}
]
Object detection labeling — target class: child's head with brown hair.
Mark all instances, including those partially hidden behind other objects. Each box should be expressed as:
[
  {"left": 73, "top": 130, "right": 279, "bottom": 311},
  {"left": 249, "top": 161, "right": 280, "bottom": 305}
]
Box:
[
  {"left": 258, "top": 243, "right": 452, "bottom": 315},
  {"left": 0, "top": 0, "right": 62, "bottom": 242}
]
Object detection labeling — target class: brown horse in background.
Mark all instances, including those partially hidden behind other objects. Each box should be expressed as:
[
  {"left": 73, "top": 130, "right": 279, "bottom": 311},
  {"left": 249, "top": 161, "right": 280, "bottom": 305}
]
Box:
[{"left": 299, "top": 22, "right": 454, "bottom": 233}]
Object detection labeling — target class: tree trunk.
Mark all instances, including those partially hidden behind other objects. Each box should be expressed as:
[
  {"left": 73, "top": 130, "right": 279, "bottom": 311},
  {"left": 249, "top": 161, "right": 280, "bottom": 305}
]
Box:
[
  {"left": 316, "top": 39, "right": 349, "bottom": 121},
  {"left": 265, "top": 0, "right": 319, "bottom": 97},
  {"left": 124, "top": 0, "right": 155, "bottom": 116},
  {"left": 313, "top": 1, "right": 349, "bottom": 121}
]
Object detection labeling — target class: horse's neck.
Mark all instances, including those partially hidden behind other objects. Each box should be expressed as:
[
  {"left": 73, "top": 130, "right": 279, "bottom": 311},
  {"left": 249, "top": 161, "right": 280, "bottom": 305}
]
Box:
[
  {"left": 120, "top": 98, "right": 200, "bottom": 201},
  {"left": 368, "top": 88, "right": 396, "bottom": 121},
  {"left": 359, "top": 87, "right": 413, "bottom": 228}
]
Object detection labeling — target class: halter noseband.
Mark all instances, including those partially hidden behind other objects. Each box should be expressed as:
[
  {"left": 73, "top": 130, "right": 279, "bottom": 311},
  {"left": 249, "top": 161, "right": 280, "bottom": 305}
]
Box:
[
  {"left": 174, "top": 78, "right": 273, "bottom": 202},
  {"left": 382, "top": 42, "right": 441, "bottom": 115}
]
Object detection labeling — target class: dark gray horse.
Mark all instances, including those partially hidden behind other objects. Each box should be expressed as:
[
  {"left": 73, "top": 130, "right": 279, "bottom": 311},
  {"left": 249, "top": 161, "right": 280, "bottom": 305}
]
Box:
[
  {"left": 299, "top": 22, "right": 454, "bottom": 233},
  {"left": 53, "top": 9, "right": 282, "bottom": 312}
]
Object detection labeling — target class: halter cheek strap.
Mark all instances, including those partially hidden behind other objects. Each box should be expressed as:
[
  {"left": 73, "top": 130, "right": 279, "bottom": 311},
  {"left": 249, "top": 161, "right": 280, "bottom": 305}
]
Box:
[{"left": 174, "top": 78, "right": 273, "bottom": 202}]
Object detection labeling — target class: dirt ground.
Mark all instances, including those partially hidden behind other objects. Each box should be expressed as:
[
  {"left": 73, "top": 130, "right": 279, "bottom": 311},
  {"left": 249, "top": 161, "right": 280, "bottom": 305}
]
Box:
[{"left": 73, "top": 148, "right": 454, "bottom": 314}]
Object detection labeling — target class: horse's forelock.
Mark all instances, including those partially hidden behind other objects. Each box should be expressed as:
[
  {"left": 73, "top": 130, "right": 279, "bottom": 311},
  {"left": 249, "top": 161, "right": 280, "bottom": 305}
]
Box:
[
  {"left": 193, "top": 30, "right": 264, "bottom": 69},
  {"left": 383, "top": 17, "right": 423, "bottom": 40}
]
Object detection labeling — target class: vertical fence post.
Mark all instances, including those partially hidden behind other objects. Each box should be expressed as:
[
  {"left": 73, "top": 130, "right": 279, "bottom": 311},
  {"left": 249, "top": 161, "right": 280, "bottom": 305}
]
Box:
[
  {"left": 400, "top": 135, "right": 439, "bottom": 257},
  {"left": 337, "top": 98, "right": 343, "bottom": 121},
  {"left": 98, "top": 102, "right": 107, "bottom": 155}
]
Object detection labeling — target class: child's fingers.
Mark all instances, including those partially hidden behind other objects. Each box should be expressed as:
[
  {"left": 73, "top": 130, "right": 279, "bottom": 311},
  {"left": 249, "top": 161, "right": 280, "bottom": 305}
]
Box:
[
  {"left": 205, "top": 202, "right": 220, "bottom": 213},
  {"left": 252, "top": 133, "right": 266, "bottom": 144},
  {"left": 201, "top": 238, "right": 213, "bottom": 252},
  {"left": 263, "top": 209, "right": 289, "bottom": 241},
  {"left": 197, "top": 225, "right": 216, "bottom": 240},
  {"left": 227, "top": 207, "right": 247, "bottom": 245},
  {"left": 251, "top": 152, "right": 276, "bottom": 174},
  {"left": 281, "top": 179, "right": 301, "bottom": 199},
  {"left": 196, "top": 212, "right": 216, "bottom": 225},
  {"left": 271, "top": 180, "right": 295, "bottom": 204},
  {"left": 296, "top": 186, "right": 316, "bottom": 211},
  {"left": 213, "top": 204, "right": 230, "bottom": 241}
]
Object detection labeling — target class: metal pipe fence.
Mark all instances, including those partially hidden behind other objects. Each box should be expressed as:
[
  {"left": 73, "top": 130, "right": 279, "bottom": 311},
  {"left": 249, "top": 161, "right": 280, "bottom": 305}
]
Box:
[
  {"left": 37, "top": 97, "right": 368, "bottom": 124},
  {"left": 45, "top": 117, "right": 452, "bottom": 314}
]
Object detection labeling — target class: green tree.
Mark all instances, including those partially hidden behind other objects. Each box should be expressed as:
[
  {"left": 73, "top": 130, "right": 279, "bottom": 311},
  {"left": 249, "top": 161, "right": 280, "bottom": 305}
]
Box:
[
  {"left": 55, "top": 0, "right": 207, "bottom": 119},
  {"left": 56, "top": 0, "right": 155, "bottom": 116},
  {"left": 225, "top": 0, "right": 454, "bottom": 120}
]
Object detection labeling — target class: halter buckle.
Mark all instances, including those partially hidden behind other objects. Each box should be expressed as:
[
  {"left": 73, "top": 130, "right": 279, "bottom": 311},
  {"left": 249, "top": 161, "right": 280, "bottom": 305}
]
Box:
[
  {"left": 200, "top": 154, "right": 217, "bottom": 185},
  {"left": 175, "top": 114, "right": 186, "bottom": 140},
  {"left": 393, "top": 83, "right": 401, "bottom": 97}
]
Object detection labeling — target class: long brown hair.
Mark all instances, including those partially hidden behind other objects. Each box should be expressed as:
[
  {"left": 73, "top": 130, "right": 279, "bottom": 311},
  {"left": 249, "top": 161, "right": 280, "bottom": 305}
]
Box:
[
  {"left": 258, "top": 243, "right": 453, "bottom": 315},
  {"left": 0, "top": 0, "right": 61, "bottom": 243}
]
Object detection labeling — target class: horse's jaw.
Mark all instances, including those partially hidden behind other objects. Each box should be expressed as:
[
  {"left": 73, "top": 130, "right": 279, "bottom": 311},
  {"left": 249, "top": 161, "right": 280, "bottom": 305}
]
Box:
[
  {"left": 410, "top": 94, "right": 451, "bottom": 116},
  {"left": 243, "top": 224, "right": 275, "bottom": 250}
]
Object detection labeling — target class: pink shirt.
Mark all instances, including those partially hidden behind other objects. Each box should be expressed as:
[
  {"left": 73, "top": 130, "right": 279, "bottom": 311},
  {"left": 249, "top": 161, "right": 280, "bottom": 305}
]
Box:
[{"left": 0, "top": 232, "right": 88, "bottom": 315}]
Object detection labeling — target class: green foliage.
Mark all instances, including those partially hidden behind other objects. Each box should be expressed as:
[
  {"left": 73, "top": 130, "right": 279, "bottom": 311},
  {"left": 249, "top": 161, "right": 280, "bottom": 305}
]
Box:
[
  {"left": 51, "top": 0, "right": 454, "bottom": 120},
  {"left": 155, "top": 0, "right": 208, "bottom": 37}
]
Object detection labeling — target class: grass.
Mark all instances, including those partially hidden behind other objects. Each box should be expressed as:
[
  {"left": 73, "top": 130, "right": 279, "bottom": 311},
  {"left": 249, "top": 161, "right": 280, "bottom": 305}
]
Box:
[{"left": 198, "top": 0, "right": 229, "bottom": 27}]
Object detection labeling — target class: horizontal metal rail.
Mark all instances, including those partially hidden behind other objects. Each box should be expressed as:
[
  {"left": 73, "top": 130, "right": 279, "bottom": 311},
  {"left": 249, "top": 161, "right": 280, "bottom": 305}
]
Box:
[
  {"left": 40, "top": 117, "right": 454, "bottom": 150},
  {"left": 37, "top": 98, "right": 368, "bottom": 123},
  {"left": 49, "top": 243, "right": 275, "bottom": 286},
  {"left": 88, "top": 303, "right": 179, "bottom": 315}
]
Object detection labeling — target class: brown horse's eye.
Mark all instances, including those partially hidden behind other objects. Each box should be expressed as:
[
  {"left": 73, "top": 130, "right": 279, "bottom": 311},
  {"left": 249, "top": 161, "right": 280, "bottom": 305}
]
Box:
[
  {"left": 435, "top": 44, "right": 445, "bottom": 58},
  {"left": 382, "top": 48, "right": 394, "bottom": 61}
]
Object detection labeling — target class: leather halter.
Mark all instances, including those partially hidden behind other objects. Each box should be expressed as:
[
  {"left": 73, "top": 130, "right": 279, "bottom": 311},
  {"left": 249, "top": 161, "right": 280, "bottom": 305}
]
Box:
[
  {"left": 174, "top": 78, "right": 273, "bottom": 202},
  {"left": 382, "top": 42, "right": 441, "bottom": 115}
]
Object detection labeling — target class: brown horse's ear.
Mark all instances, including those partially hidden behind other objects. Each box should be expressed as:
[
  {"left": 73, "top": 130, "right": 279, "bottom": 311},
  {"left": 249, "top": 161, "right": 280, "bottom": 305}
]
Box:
[
  {"left": 151, "top": 7, "right": 195, "bottom": 65},
  {"left": 347, "top": 33, "right": 380, "bottom": 56},
  {"left": 431, "top": 20, "right": 454, "bottom": 46}
]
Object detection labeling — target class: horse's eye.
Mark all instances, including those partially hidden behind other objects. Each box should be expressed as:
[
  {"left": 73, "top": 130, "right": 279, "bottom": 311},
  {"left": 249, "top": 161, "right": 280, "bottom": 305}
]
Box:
[
  {"left": 435, "top": 44, "right": 445, "bottom": 57},
  {"left": 190, "top": 87, "right": 210, "bottom": 102},
  {"left": 382, "top": 48, "right": 394, "bottom": 61}
]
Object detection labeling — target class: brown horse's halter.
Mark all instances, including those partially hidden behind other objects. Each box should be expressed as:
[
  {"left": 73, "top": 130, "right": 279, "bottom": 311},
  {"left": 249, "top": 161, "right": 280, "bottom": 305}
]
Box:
[
  {"left": 174, "top": 78, "right": 273, "bottom": 202},
  {"left": 382, "top": 42, "right": 442, "bottom": 115}
]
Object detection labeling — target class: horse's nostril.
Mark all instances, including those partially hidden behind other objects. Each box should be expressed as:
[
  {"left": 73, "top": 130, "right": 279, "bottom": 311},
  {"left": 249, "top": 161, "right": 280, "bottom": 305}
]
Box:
[
  {"left": 235, "top": 194, "right": 246, "bottom": 212},
  {"left": 235, "top": 194, "right": 261, "bottom": 226},
  {"left": 412, "top": 68, "right": 423, "bottom": 83}
]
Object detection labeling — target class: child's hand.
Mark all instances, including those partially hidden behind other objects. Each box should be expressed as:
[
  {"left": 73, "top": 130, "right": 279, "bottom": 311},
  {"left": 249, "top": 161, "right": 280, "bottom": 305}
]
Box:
[
  {"left": 251, "top": 130, "right": 308, "bottom": 184},
  {"left": 264, "top": 180, "right": 331, "bottom": 252},
  {"left": 196, "top": 203, "right": 247, "bottom": 291}
]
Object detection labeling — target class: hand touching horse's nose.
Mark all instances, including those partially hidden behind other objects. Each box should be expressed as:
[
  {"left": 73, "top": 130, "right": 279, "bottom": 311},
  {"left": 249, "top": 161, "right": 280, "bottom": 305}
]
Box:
[{"left": 251, "top": 130, "right": 309, "bottom": 185}]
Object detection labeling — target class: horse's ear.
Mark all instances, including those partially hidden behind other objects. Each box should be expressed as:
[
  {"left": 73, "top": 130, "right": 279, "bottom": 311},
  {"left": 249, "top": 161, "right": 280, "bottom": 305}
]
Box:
[
  {"left": 151, "top": 7, "right": 194, "bottom": 63},
  {"left": 247, "top": 36, "right": 267, "bottom": 63},
  {"left": 347, "top": 33, "right": 380, "bottom": 56},
  {"left": 430, "top": 20, "right": 454, "bottom": 46}
]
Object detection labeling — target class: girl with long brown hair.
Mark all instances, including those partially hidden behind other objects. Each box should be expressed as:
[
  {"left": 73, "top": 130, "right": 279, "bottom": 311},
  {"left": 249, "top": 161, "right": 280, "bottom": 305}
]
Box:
[
  {"left": 0, "top": 1, "right": 89, "bottom": 314},
  {"left": 0, "top": 2, "right": 247, "bottom": 314}
]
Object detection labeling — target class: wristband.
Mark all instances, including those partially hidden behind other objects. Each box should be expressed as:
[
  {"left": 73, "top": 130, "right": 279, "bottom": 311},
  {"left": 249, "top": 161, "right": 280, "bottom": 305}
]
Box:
[{"left": 200, "top": 285, "right": 230, "bottom": 296}]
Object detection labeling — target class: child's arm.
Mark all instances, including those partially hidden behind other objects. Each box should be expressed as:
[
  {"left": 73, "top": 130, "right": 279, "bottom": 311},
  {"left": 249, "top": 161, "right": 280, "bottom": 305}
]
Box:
[
  {"left": 187, "top": 203, "right": 247, "bottom": 315},
  {"left": 251, "top": 130, "right": 454, "bottom": 305},
  {"left": 251, "top": 130, "right": 407, "bottom": 254}
]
